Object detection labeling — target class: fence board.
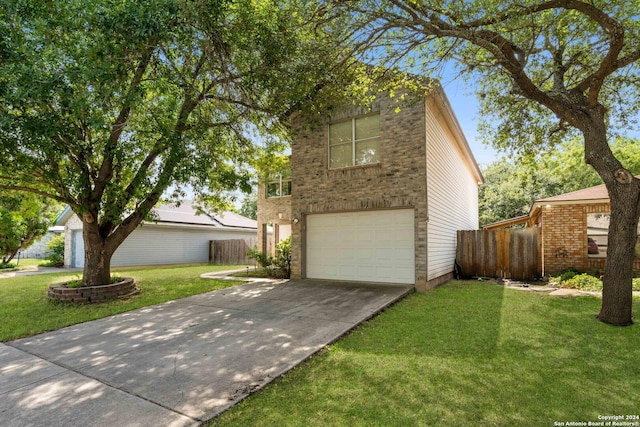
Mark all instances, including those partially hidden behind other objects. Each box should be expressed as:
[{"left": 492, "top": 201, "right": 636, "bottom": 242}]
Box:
[
  {"left": 209, "top": 238, "right": 256, "bottom": 265},
  {"left": 456, "top": 228, "right": 541, "bottom": 280}
]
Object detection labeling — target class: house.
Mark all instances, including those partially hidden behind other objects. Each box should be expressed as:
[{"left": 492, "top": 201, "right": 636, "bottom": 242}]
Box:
[
  {"left": 482, "top": 182, "right": 640, "bottom": 275},
  {"left": 257, "top": 85, "right": 484, "bottom": 291},
  {"left": 56, "top": 201, "right": 257, "bottom": 268}
]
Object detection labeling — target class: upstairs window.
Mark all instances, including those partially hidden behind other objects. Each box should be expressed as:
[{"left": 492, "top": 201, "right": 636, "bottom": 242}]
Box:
[
  {"left": 329, "top": 114, "right": 380, "bottom": 169},
  {"left": 266, "top": 175, "right": 291, "bottom": 198}
]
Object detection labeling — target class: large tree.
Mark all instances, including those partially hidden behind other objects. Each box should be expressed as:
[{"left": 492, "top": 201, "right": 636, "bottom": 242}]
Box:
[
  {"left": 0, "top": 192, "right": 59, "bottom": 264},
  {"left": 0, "top": 0, "right": 354, "bottom": 286},
  {"left": 332, "top": 0, "right": 640, "bottom": 325}
]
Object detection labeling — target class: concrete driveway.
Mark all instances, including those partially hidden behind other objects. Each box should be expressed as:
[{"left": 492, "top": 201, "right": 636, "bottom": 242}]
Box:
[{"left": 1, "top": 279, "right": 413, "bottom": 426}]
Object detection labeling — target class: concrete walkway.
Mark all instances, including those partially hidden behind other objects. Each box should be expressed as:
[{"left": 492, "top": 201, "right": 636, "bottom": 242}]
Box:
[{"left": 1, "top": 279, "right": 413, "bottom": 426}]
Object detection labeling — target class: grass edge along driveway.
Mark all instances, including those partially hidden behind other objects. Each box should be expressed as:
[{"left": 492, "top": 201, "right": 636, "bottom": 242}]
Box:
[
  {"left": 0, "top": 264, "right": 247, "bottom": 341},
  {"left": 210, "top": 281, "right": 640, "bottom": 427}
]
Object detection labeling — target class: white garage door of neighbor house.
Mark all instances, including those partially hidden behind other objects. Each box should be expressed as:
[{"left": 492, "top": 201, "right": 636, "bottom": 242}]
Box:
[{"left": 306, "top": 209, "right": 415, "bottom": 284}]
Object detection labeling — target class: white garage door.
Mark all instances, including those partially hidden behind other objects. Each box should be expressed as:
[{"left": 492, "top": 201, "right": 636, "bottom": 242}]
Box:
[{"left": 306, "top": 209, "right": 415, "bottom": 284}]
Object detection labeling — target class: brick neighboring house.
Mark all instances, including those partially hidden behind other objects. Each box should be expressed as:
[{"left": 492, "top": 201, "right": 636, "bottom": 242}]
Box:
[
  {"left": 483, "top": 182, "right": 640, "bottom": 276},
  {"left": 257, "top": 85, "right": 484, "bottom": 291}
]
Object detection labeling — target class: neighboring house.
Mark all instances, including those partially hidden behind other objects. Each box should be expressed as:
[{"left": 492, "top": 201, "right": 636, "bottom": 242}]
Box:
[
  {"left": 19, "top": 226, "right": 64, "bottom": 259},
  {"left": 257, "top": 85, "right": 484, "bottom": 290},
  {"left": 483, "top": 182, "right": 640, "bottom": 275},
  {"left": 56, "top": 202, "right": 257, "bottom": 268}
]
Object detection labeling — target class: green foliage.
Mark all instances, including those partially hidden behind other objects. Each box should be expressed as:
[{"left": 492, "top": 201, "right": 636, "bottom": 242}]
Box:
[
  {"left": 47, "top": 235, "right": 64, "bottom": 258},
  {"left": 247, "top": 236, "right": 291, "bottom": 278},
  {"left": 274, "top": 236, "right": 292, "bottom": 278},
  {"left": 238, "top": 191, "right": 258, "bottom": 220},
  {"left": 0, "top": 0, "right": 365, "bottom": 284},
  {"left": 0, "top": 192, "right": 60, "bottom": 263},
  {"left": 552, "top": 272, "right": 640, "bottom": 292},
  {"left": 480, "top": 137, "right": 640, "bottom": 225},
  {"left": 0, "top": 262, "right": 16, "bottom": 270}
]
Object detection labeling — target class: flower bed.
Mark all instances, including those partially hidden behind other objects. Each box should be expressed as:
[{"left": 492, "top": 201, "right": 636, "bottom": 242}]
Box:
[{"left": 47, "top": 277, "right": 138, "bottom": 303}]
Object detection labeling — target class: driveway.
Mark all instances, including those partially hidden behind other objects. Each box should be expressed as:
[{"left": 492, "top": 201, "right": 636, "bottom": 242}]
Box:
[{"left": 1, "top": 279, "right": 413, "bottom": 426}]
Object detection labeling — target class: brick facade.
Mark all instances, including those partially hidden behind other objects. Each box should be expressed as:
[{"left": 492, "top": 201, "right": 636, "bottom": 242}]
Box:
[
  {"left": 289, "top": 95, "right": 431, "bottom": 289},
  {"left": 541, "top": 202, "right": 640, "bottom": 275},
  {"left": 256, "top": 183, "right": 291, "bottom": 255}
]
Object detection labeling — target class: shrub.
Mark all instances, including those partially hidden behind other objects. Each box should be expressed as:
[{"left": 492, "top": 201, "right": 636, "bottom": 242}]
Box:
[
  {"left": 550, "top": 268, "right": 581, "bottom": 283},
  {"left": 561, "top": 273, "right": 603, "bottom": 292},
  {"left": 0, "top": 262, "right": 16, "bottom": 270},
  {"left": 246, "top": 236, "right": 292, "bottom": 279},
  {"left": 46, "top": 235, "right": 65, "bottom": 267}
]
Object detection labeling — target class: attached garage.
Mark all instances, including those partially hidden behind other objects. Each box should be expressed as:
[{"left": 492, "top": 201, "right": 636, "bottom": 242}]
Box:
[{"left": 305, "top": 209, "right": 415, "bottom": 284}]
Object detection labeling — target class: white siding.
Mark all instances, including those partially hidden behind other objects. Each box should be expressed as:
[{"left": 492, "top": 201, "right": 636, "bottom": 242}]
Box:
[
  {"left": 110, "top": 225, "right": 256, "bottom": 267},
  {"left": 425, "top": 103, "right": 480, "bottom": 281}
]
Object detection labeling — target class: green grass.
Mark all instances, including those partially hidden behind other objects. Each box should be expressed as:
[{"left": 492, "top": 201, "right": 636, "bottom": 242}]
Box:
[
  {"left": 0, "top": 264, "right": 248, "bottom": 341},
  {"left": 210, "top": 282, "right": 640, "bottom": 427}
]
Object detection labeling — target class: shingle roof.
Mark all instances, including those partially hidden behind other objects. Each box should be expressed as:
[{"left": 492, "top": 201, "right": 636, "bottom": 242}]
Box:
[
  {"left": 56, "top": 201, "right": 257, "bottom": 230},
  {"left": 536, "top": 183, "right": 609, "bottom": 202},
  {"left": 153, "top": 201, "right": 257, "bottom": 229}
]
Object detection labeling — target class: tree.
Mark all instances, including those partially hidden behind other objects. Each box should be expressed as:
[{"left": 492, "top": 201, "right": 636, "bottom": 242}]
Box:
[
  {"left": 0, "top": 192, "right": 59, "bottom": 264},
  {"left": 480, "top": 137, "right": 640, "bottom": 226},
  {"left": 239, "top": 192, "right": 258, "bottom": 221},
  {"left": 332, "top": 0, "right": 640, "bottom": 325},
  {"left": 0, "top": 0, "right": 356, "bottom": 286}
]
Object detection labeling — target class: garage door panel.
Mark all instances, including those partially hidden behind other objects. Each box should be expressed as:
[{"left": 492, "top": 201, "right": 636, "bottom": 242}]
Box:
[{"left": 306, "top": 209, "right": 415, "bottom": 284}]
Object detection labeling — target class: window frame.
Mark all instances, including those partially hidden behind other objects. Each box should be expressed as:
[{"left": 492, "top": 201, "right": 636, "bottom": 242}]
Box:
[
  {"left": 328, "top": 113, "right": 381, "bottom": 170},
  {"left": 586, "top": 212, "right": 640, "bottom": 258},
  {"left": 265, "top": 174, "right": 292, "bottom": 199}
]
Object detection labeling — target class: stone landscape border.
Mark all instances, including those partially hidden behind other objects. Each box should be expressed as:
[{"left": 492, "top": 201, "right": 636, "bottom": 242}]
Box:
[{"left": 47, "top": 277, "right": 138, "bottom": 303}]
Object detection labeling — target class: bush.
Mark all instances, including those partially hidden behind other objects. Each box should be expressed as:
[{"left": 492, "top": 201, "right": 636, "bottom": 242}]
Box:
[
  {"left": 247, "top": 236, "right": 292, "bottom": 279},
  {"left": 0, "top": 262, "right": 16, "bottom": 270},
  {"left": 561, "top": 273, "right": 603, "bottom": 292},
  {"left": 46, "top": 235, "right": 65, "bottom": 267},
  {"left": 550, "top": 268, "right": 581, "bottom": 283}
]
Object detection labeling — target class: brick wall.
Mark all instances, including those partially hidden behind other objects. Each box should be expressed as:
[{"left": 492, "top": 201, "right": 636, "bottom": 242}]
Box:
[
  {"left": 256, "top": 183, "right": 291, "bottom": 254},
  {"left": 542, "top": 202, "right": 640, "bottom": 275},
  {"left": 290, "top": 94, "right": 430, "bottom": 288}
]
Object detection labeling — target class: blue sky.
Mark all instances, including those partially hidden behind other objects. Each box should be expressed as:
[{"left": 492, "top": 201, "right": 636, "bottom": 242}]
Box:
[{"left": 438, "top": 77, "right": 500, "bottom": 168}]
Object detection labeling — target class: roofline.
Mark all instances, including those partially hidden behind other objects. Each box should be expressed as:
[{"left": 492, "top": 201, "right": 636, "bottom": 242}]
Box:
[
  {"left": 481, "top": 214, "right": 530, "bottom": 230},
  {"left": 431, "top": 84, "right": 485, "bottom": 185},
  {"left": 141, "top": 221, "right": 257, "bottom": 231},
  {"left": 529, "top": 197, "right": 610, "bottom": 216},
  {"left": 55, "top": 205, "right": 257, "bottom": 230},
  {"left": 55, "top": 206, "right": 73, "bottom": 226}
]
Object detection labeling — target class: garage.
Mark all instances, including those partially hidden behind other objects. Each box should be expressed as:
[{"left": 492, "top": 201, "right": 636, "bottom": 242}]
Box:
[{"left": 306, "top": 209, "right": 415, "bottom": 284}]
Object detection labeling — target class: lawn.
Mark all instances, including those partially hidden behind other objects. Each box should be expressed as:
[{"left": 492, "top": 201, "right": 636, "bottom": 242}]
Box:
[
  {"left": 0, "top": 264, "right": 247, "bottom": 341},
  {"left": 210, "top": 282, "right": 640, "bottom": 427}
]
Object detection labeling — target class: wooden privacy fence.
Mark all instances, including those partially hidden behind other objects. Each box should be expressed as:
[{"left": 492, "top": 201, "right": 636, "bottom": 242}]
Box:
[
  {"left": 209, "top": 238, "right": 256, "bottom": 265},
  {"left": 456, "top": 228, "right": 542, "bottom": 280}
]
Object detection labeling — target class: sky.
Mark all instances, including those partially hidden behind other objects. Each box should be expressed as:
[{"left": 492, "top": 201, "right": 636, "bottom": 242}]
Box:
[{"left": 438, "top": 78, "right": 499, "bottom": 168}]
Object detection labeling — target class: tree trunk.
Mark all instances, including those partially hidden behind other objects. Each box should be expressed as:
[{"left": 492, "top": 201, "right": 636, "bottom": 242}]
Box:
[
  {"left": 82, "top": 220, "right": 114, "bottom": 286},
  {"left": 597, "top": 182, "right": 639, "bottom": 326},
  {"left": 582, "top": 114, "right": 640, "bottom": 326}
]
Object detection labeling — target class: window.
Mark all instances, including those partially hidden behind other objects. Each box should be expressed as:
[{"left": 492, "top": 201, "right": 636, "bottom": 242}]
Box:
[
  {"left": 329, "top": 114, "right": 380, "bottom": 169},
  {"left": 266, "top": 175, "right": 291, "bottom": 198},
  {"left": 587, "top": 212, "right": 640, "bottom": 258}
]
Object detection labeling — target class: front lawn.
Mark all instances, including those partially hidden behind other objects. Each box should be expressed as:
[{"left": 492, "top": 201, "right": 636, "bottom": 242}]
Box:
[
  {"left": 210, "top": 282, "right": 640, "bottom": 427},
  {"left": 0, "top": 264, "right": 247, "bottom": 341}
]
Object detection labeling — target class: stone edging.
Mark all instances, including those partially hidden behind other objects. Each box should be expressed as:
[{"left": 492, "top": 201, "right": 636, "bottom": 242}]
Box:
[{"left": 47, "top": 277, "right": 139, "bottom": 303}]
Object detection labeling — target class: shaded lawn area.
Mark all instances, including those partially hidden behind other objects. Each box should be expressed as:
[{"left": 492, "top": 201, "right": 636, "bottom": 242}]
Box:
[
  {"left": 211, "top": 281, "right": 640, "bottom": 427},
  {"left": 0, "top": 264, "right": 247, "bottom": 341}
]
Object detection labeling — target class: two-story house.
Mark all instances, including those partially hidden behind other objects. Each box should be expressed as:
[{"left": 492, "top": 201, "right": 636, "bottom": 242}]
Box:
[{"left": 258, "top": 84, "right": 483, "bottom": 291}]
